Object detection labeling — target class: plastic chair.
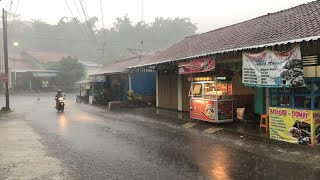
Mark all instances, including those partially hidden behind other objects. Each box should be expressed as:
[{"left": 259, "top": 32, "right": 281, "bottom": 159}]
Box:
[{"left": 260, "top": 114, "right": 269, "bottom": 132}]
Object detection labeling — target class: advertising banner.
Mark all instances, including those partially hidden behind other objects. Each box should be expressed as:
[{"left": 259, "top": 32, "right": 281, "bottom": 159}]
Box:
[
  {"left": 179, "top": 57, "right": 215, "bottom": 74},
  {"left": 190, "top": 99, "right": 216, "bottom": 122},
  {"left": 242, "top": 46, "right": 304, "bottom": 87},
  {"left": 312, "top": 111, "right": 320, "bottom": 146},
  {"left": 90, "top": 75, "right": 106, "bottom": 82},
  {"left": 269, "top": 107, "right": 312, "bottom": 146}
]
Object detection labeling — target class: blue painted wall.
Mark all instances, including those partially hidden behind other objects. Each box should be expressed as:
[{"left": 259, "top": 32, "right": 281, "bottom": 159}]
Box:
[{"left": 131, "top": 72, "right": 156, "bottom": 96}]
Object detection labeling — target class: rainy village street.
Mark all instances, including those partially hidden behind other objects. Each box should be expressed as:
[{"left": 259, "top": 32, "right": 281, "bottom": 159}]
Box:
[{"left": 0, "top": 94, "right": 319, "bottom": 180}]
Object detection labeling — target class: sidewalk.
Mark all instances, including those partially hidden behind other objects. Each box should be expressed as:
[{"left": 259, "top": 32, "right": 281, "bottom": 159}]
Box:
[
  {"left": 0, "top": 113, "right": 68, "bottom": 180},
  {"left": 86, "top": 105, "right": 320, "bottom": 156}
]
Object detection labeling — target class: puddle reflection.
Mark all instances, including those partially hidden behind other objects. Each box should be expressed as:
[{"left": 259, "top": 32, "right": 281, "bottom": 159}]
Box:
[
  {"left": 58, "top": 114, "right": 67, "bottom": 131},
  {"left": 191, "top": 137, "right": 231, "bottom": 179},
  {"left": 210, "top": 150, "right": 230, "bottom": 180}
]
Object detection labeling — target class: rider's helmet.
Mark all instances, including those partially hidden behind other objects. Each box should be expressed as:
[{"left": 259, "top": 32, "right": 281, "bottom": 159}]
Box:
[{"left": 57, "top": 89, "right": 62, "bottom": 93}]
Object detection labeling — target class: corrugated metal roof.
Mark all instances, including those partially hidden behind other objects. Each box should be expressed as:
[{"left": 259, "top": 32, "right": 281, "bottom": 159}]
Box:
[
  {"left": 8, "top": 57, "right": 42, "bottom": 71},
  {"left": 91, "top": 56, "right": 151, "bottom": 75}
]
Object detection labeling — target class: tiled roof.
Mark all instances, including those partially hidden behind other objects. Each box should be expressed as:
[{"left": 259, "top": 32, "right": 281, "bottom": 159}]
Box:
[
  {"left": 8, "top": 57, "right": 42, "bottom": 71},
  {"left": 135, "top": 1, "right": 320, "bottom": 67},
  {"left": 24, "top": 50, "right": 71, "bottom": 62}
]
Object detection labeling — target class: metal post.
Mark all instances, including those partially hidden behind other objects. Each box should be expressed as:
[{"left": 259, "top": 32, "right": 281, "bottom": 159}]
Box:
[
  {"left": 13, "top": 46, "right": 15, "bottom": 89},
  {"left": 3, "top": 9, "right": 10, "bottom": 110},
  {"left": 128, "top": 73, "right": 132, "bottom": 90},
  {"left": 13, "top": 42, "right": 19, "bottom": 90}
]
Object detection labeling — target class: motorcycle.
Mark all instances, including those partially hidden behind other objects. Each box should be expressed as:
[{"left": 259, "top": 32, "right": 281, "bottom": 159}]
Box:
[{"left": 55, "top": 95, "right": 66, "bottom": 112}]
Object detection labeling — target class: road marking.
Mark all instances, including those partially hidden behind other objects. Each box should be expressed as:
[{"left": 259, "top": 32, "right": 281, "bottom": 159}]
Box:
[
  {"left": 182, "top": 122, "right": 198, "bottom": 129},
  {"left": 203, "top": 127, "right": 223, "bottom": 134}
]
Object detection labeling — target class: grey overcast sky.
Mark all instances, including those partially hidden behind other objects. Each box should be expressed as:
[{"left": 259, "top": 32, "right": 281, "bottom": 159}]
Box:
[{"left": 0, "top": 0, "right": 315, "bottom": 33}]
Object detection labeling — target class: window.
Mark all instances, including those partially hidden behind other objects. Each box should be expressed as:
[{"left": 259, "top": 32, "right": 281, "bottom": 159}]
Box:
[
  {"left": 294, "top": 96, "right": 311, "bottom": 109},
  {"left": 227, "top": 83, "right": 232, "bottom": 99},
  {"left": 270, "top": 95, "right": 279, "bottom": 107},
  {"left": 270, "top": 79, "right": 320, "bottom": 110},
  {"left": 203, "top": 83, "right": 216, "bottom": 100},
  {"left": 42, "top": 80, "right": 49, "bottom": 88},
  {"left": 189, "top": 83, "right": 202, "bottom": 98},
  {"left": 270, "top": 89, "right": 292, "bottom": 107},
  {"left": 315, "top": 96, "right": 320, "bottom": 109},
  {"left": 279, "top": 96, "right": 291, "bottom": 107},
  {"left": 293, "top": 80, "right": 312, "bottom": 109},
  {"left": 294, "top": 81, "right": 312, "bottom": 94},
  {"left": 270, "top": 95, "right": 291, "bottom": 107},
  {"left": 216, "top": 82, "right": 227, "bottom": 100},
  {"left": 314, "top": 82, "right": 320, "bottom": 94}
]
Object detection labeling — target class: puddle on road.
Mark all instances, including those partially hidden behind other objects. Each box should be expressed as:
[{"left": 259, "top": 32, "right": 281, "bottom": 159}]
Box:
[
  {"left": 203, "top": 127, "right": 223, "bottom": 134},
  {"left": 182, "top": 122, "right": 198, "bottom": 129}
]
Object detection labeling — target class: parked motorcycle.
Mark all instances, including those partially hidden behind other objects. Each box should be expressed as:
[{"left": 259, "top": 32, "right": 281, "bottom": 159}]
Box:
[
  {"left": 93, "top": 92, "right": 110, "bottom": 105},
  {"left": 56, "top": 95, "right": 66, "bottom": 112}
]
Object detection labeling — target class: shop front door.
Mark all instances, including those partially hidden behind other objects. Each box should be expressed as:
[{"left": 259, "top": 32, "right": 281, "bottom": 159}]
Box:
[{"left": 254, "top": 88, "right": 265, "bottom": 115}]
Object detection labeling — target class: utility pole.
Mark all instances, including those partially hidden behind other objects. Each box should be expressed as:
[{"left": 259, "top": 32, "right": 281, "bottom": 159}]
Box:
[
  {"left": 2, "top": 8, "right": 10, "bottom": 110},
  {"left": 97, "top": 42, "right": 107, "bottom": 60}
]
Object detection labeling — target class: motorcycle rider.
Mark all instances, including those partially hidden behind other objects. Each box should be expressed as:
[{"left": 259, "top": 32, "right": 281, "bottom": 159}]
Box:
[{"left": 55, "top": 89, "right": 63, "bottom": 108}]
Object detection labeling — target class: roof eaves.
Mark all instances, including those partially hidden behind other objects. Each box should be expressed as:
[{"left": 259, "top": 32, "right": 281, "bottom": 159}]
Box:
[{"left": 89, "top": 69, "right": 129, "bottom": 76}]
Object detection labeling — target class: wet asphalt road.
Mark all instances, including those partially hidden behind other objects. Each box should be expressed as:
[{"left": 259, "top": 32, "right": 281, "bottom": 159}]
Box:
[{"left": 2, "top": 94, "right": 319, "bottom": 180}]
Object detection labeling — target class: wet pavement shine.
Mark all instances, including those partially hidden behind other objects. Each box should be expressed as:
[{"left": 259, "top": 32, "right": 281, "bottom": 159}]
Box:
[{"left": 1, "top": 94, "right": 320, "bottom": 180}]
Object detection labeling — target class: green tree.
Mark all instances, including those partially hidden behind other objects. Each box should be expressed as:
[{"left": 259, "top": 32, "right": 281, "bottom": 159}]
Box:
[{"left": 56, "top": 56, "right": 85, "bottom": 92}]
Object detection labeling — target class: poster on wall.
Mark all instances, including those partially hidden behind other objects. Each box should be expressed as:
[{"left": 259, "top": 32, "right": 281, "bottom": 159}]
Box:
[
  {"left": 190, "top": 99, "right": 216, "bottom": 122},
  {"left": 242, "top": 45, "right": 305, "bottom": 87},
  {"left": 179, "top": 57, "right": 215, "bottom": 74},
  {"left": 269, "top": 107, "right": 312, "bottom": 146}
]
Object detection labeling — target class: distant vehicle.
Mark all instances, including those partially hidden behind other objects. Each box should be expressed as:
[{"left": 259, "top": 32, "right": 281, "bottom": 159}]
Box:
[{"left": 55, "top": 95, "right": 66, "bottom": 112}]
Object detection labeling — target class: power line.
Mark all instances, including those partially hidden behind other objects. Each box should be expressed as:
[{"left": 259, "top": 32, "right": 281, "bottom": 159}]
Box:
[
  {"left": 73, "top": 0, "right": 91, "bottom": 40},
  {"left": 99, "top": 0, "right": 107, "bottom": 57},
  {"left": 8, "top": 0, "right": 20, "bottom": 32},
  {"left": 5, "top": 0, "right": 10, "bottom": 11},
  {"left": 64, "top": 0, "right": 76, "bottom": 21},
  {"left": 99, "top": 0, "right": 106, "bottom": 42},
  {"left": 79, "top": 0, "right": 98, "bottom": 47},
  {"left": 64, "top": 0, "right": 93, "bottom": 47},
  {"left": 81, "top": 0, "right": 90, "bottom": 19},
  {"left": 7, "top": 0, "right": 13, "bottom": 14},
  {"left": 73, "top": 0, "right": 85, "bottom": 22}
]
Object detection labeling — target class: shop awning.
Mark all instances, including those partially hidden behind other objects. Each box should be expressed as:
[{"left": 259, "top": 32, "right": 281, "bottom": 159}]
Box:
[
  {"left": 75, "top": 79, "right": 91, "bottom": 84},
  {"left": 32, "top": 72, "right": 57, "bottom": 77}
]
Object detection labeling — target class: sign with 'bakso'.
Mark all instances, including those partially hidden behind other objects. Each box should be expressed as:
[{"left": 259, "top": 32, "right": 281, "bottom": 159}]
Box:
[{"left": 242, "top": 45, "right": 305, "bottom": 87}]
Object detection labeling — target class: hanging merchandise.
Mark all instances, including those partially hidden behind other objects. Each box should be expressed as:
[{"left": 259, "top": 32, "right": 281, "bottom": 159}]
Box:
[{"left": 242, "top": 45, "right": 305, "bottom": 87}]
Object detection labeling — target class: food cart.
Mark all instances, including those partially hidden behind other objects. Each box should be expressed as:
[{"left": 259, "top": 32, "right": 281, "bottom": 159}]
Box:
[
  {"left": 75, "top": 79, "right": 91, "bottom": 103},
  {"left": 189, "top": 76, "right": 233, "bottom": 123}
]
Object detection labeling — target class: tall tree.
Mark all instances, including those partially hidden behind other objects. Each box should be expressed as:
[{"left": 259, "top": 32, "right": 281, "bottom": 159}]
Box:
[
  {"left": 7, "top": 15, "right": 198, "bottom": 64},
  {"left": 55, "top": 56, "right": 85, "bottom": 92}
]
